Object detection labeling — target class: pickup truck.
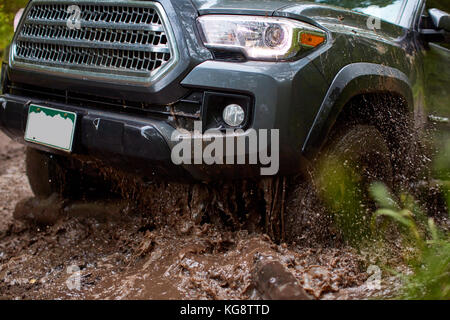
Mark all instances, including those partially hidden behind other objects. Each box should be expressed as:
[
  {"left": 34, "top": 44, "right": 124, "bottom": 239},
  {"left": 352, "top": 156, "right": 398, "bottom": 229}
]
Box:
[{"left": 0, "top": 0, "right": 449, "bottom": 203}]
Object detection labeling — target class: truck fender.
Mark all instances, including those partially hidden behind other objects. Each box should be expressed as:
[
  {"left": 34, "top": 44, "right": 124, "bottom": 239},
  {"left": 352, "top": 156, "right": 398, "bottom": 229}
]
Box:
[{"left": 302, "top": 62, "right": 414, "bottom": 158}]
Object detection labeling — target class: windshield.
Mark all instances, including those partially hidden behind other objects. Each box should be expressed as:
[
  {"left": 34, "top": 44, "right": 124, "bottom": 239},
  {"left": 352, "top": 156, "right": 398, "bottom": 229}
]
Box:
[{"left": 314, "top": 0, "right": 406, "bottom": 25}]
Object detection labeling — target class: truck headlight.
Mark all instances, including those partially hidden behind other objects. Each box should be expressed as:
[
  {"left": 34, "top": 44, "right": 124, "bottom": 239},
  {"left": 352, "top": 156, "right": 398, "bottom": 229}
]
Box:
[{"left": 197, "top": 15, "right": 326, "bottom": 61}]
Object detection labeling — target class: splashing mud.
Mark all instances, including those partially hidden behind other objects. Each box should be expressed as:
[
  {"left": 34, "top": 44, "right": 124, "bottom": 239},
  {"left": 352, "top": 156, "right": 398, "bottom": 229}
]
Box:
[
  {"left": 0, "top": 128, "right": 446, "bottom": 300},
  {"left": 0, "top": 132, "right": 392, "bottom": 300}
]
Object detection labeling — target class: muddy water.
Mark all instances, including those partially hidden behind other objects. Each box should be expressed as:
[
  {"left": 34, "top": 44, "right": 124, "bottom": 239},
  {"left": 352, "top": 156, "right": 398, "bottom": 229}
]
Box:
[
  {"left": 0, "top": 132, "right": 399, "bottom": 300},
  {"left": 0, "top": 217, "right": 379, "bottom": 300}
]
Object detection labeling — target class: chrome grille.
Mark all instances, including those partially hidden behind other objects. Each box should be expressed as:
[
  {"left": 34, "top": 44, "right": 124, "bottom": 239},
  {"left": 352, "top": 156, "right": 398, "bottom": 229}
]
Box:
[{"left": 12, "top": 1, "right": 177, "bottom": 83}]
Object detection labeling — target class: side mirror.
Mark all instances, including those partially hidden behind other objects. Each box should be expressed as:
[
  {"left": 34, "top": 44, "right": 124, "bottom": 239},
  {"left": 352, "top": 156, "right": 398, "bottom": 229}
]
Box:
[
  {"left": 420, "top": 9, "right": 450, "bottom": 43},
  {"left": 429, "top": 8, "right": 450, "bottom": 32}
]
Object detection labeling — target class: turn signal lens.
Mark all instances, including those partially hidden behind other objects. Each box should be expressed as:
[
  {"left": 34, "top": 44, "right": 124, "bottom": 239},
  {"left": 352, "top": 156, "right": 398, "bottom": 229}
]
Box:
[{"left": 300, "top": 32, "right": 326, "bottom": 48}]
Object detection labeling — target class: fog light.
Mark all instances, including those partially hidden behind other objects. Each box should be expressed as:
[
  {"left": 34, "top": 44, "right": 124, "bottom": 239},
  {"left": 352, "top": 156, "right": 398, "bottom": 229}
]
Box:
[{"left": 223, "top": 104, "right": 245, "bottom": 127}]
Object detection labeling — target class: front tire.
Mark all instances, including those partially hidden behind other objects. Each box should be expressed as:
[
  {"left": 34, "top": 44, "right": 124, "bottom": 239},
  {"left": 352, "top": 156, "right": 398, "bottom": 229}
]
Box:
[
  {"left": 322, "top": 124, "right": 394, "bottom": 190},
  {"left": 285, "top": 124, "right": 394, "bottom": 245},
  {"left": 25, "top": 148, "right": 70, "bottom": 198},
  {"left": 316, "top": 124, "right": 394, "bottom": 243}
]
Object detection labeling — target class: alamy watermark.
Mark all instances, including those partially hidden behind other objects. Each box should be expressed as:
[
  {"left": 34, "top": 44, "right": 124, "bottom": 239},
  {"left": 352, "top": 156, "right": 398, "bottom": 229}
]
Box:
[
  {"left": 66, "top": 265, "right": 81, "bottom": 291},
  {"left": 170, "top": 121, "right": 280, "bottom": 176},
  {"left": 67, "top": 5, "right": 82, "bottom": 30},
  {"left": 365, "top": 265, "right": 382, "bottom": 290},
  {"left": 366, "top": 16, "right": 381, "bottom": 30}
]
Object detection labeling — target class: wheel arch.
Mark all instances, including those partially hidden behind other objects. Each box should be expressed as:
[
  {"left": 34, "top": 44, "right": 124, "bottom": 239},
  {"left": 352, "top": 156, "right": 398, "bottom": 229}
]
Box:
[{"left": 302, "top": 62, "right": 414, "bottom": 159}]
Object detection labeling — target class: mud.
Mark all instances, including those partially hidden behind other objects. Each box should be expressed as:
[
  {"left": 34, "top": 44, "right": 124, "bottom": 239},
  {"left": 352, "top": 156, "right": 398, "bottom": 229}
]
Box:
[{"left": 0, "top": 131, "right": 405, "bottom": 300}]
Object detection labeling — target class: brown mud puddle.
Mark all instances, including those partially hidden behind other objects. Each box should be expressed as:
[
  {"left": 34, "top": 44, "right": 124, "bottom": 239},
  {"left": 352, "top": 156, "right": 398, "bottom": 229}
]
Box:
[
  {"left": 0, "top": 132, "right": 400, "bottom": 299},
  {"left": 0, "top": 216, "right": 380, "bottom": 300}
]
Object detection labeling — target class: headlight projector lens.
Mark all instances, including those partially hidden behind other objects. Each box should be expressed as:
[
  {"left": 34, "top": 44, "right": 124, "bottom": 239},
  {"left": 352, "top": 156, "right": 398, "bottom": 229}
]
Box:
[
  {"left": 264, "top": 25, "right": 286, "bottom": 47},
  {"left": 223, "top": 104, "right": 245, "bottom": 127}
]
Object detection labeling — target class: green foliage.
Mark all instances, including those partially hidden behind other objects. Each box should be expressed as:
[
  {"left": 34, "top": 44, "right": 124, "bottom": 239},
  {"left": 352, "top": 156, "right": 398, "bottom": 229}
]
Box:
[
  {"left": 370, "top": 183, "right": 450, "bottom": 300},
  {"left": 318, "top": 126, "right": 450, "bottom": 299},
  {"left": 0, "top": 0, "right": 29, "bottom": 61},
  {"left": 423, "top": 45, "right": 450, "bottom": 117},
  {"left": 427, "top": 0, "right": 450, "bottom": 13},
  {"left": 401, "top": 228, "right": 450, "bottom": 299},
  {"left": 317, "top": 156, "right": 372, "bottom": 246},
  {"left": 434, "top": 140, "right": 450, "bottom": 214},
  {"left": 433, "top": 139, "right": 450, "bottom": 185}
]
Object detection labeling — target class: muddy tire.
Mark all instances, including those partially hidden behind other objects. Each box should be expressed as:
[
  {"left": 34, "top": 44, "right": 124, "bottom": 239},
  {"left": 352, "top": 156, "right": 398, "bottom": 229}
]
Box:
[
  {"left": 317, "top": 124, "right": 394, "bottom": 243},
  {"left": 25, "top": 148, "right": 70, "bottom": 198},
  {"left": 324, "top": 124, "right": 394, "bottom": 189},
  {"left": 331, "top": 94, "right": 423, "bottom": 191},
  {"left": 285, "top": 125, "right": 394, "bottom": 245}
]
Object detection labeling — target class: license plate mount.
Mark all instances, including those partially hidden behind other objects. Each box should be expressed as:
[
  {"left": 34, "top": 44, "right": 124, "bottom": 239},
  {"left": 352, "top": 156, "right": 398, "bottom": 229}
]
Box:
[{"left": 24, "top": 104, "right": 77, "bottom": 152}]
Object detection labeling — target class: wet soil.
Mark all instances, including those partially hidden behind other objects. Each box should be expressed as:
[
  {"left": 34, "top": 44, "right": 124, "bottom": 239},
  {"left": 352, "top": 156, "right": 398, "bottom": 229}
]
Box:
[{"left": 0, "top": 132, "right": 406, "bottom": 300}]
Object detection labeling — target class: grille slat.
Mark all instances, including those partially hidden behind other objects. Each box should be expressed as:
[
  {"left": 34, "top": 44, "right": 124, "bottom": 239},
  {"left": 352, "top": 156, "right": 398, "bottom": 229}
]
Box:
[
  {"left": 17, "top": 36, "right": 171, "bottom": 53},
  {"left": 24, "top": 19, "right": 165, "bottom": 32},
  {"left": 12, "top": 1, "right": 175, "bottom": 82},
  {"left": 27, "top": 3, "right": 163, "bottom": 27}
]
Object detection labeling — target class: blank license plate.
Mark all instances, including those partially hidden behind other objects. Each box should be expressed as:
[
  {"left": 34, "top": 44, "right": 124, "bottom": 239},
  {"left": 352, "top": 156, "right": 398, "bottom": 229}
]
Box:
[{"left": 25, "top": 105, "right": 77, "bottom": 152}]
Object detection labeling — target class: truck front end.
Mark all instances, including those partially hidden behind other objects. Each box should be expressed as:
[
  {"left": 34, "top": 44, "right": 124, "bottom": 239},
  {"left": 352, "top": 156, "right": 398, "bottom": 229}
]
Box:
[{"left": 0, "top": 0, "right": 328, "bottom": 181}]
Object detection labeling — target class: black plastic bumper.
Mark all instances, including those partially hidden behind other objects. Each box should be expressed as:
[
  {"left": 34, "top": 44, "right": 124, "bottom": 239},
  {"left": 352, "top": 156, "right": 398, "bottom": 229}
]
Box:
[{"left": 0, "top": 94, "right": 189, "bottom": 179}]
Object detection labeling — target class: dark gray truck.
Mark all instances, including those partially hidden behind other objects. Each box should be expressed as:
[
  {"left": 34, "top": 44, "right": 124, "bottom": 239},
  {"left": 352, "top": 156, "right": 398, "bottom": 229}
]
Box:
[{"left": 0, "top": 0, "right": 449, "bottom": 199}]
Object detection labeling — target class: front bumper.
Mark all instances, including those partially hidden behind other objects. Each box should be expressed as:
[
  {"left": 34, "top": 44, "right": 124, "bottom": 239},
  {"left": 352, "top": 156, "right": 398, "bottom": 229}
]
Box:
[
  {"left": 0, "top": 59, "right": 327, "bottom": 180},
  {"left": 0, "top": 93, "right": 189, "bottom": 179}
]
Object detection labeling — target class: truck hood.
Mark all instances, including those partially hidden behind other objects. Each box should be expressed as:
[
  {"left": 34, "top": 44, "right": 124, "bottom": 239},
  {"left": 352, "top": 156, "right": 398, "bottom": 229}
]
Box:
[
  {"left": 189, "top": 0, "right": 405, "bottom": 36},
  {"left": 190, "top": 0, "right": 297, "bottom": 15},
  {"left": 189, "top": 0, "right": 371, "bottom": 24}
]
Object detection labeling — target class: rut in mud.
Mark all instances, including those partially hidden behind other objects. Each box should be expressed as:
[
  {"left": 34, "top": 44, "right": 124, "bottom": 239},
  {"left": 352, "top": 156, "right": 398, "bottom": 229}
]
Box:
[{"left": 0, "top": 131, "right": 402, "bottom": 300}]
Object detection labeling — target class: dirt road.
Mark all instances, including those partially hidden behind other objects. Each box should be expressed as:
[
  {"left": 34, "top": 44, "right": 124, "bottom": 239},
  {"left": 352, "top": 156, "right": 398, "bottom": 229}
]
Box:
[{"left": 0, "top": 131, "right": 397, "bottom": 300}]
